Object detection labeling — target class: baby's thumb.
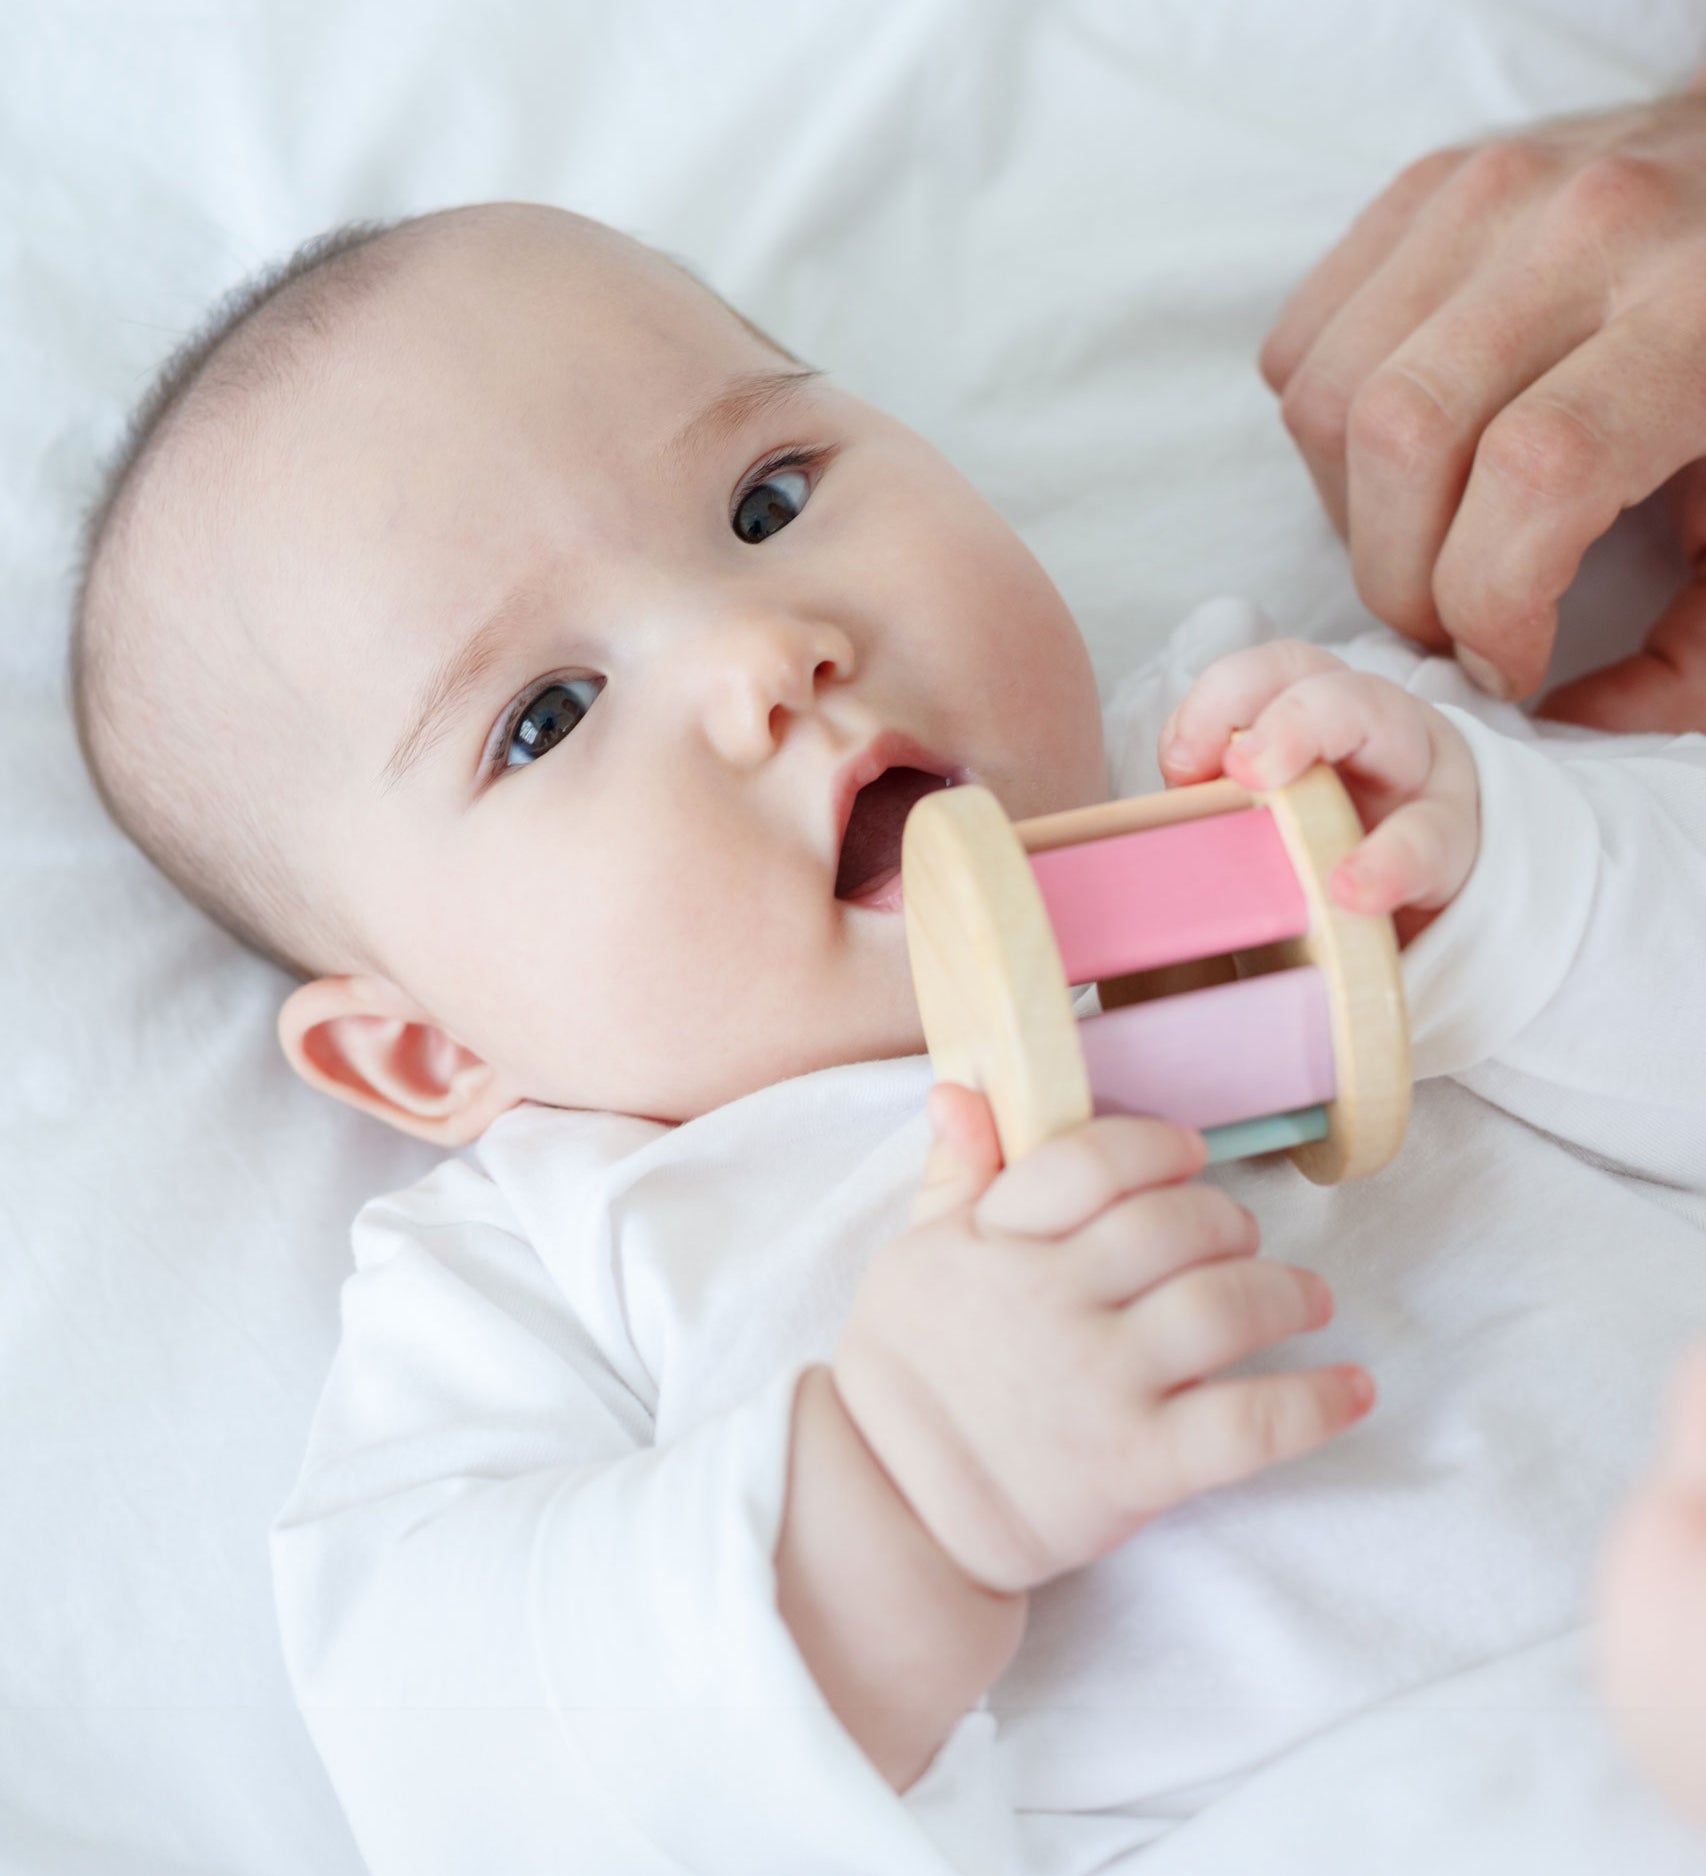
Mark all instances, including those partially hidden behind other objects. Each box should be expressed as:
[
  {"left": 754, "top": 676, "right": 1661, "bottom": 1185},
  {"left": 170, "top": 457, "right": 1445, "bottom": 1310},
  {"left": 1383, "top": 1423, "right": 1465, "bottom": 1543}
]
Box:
[{"left": 911, "top": 1082, "right": 1004, "bottom": 1226}]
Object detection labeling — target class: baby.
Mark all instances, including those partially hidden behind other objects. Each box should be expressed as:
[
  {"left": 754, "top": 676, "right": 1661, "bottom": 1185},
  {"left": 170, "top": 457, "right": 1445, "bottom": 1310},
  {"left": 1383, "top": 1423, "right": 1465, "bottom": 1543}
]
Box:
[{"left": 70, "top": 201, "right": 1706, "bottom": 1871}]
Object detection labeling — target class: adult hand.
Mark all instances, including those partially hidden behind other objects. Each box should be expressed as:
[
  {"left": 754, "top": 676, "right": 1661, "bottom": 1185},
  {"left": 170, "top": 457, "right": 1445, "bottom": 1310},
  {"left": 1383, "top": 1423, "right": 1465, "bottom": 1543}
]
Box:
[{"left": 1259, "top": 81, "right": 1706, "bottom": 732}]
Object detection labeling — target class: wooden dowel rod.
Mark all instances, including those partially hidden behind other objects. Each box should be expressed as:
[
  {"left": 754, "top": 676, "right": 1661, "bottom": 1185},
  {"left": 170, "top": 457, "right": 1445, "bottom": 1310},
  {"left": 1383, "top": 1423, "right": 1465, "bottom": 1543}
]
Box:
[{"left": 1015, "top": 777, "right": 1252, "bottom": 854}]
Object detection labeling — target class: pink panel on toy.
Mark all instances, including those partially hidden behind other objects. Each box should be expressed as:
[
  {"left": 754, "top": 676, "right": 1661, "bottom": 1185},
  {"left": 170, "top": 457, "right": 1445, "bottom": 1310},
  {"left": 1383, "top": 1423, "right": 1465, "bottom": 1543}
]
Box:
[
  {"left": 1080, "top": 966, "right": 1335, "bottom": 1130},
  {"left": 1029, "top": 808, "right": 1309, "bottom": 985}
]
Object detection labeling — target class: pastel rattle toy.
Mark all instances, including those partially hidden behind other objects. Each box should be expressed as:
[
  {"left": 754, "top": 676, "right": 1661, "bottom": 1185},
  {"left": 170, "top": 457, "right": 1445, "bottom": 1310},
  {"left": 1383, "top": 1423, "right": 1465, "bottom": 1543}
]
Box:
[{"left": 902, "top": 765, "right": 1411, "bottom": 1183}]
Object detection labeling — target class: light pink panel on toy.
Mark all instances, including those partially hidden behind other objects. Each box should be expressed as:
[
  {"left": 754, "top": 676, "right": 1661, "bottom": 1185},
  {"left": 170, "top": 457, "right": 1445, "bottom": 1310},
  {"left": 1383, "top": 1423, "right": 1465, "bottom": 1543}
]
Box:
[
  {"left": 1029, "top": 808, "right": 1309, "bottom": 985},
  {"left": 1080, "top": 966, "right": 1335, "bottom": 1129}
]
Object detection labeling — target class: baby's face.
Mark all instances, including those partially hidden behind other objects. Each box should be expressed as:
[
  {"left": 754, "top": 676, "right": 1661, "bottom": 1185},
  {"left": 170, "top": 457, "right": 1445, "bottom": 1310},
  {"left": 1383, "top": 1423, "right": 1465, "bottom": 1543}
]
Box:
[{"left": 262, "top": 208, "right": 1105, "bottom": 1136}]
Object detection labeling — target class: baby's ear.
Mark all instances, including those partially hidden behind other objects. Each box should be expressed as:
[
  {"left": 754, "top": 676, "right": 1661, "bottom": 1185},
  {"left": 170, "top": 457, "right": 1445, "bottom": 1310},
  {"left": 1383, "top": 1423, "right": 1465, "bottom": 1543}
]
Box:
[{"left": 277, "top": 975, "right": 521, "bottom": 1147}]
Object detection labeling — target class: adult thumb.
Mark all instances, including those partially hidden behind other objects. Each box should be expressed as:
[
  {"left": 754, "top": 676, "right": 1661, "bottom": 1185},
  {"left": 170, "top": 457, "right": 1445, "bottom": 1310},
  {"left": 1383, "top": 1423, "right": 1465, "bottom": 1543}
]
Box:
[
  {"left": 911, "top": 1082, "right": 1005, "bottom": 1227},
  {"left": 1533, "top": 454, "right": 1706, "bottom": 729}
]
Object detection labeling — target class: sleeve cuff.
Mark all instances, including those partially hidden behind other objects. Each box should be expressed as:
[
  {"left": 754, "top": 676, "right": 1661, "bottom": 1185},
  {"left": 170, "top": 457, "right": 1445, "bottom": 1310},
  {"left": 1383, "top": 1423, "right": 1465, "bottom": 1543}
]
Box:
[{"left": 1400, "top": 708, "right": 1600, "bottom": 1082}]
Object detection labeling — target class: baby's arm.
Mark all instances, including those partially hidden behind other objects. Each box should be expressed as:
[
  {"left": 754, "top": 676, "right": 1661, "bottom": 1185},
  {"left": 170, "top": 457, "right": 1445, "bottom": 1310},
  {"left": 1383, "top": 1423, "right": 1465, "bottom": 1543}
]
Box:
[
  {"left": 271, "top": 1195, "right": 987, "bottom": 1876},
  {"left": 1162, "top": 636, "right": 1706, "bottom": 1189}
]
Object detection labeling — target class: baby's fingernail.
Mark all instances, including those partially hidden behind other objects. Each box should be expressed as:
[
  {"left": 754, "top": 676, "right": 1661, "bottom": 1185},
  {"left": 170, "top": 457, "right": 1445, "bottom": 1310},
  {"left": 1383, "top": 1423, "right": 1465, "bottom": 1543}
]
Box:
[
  {"left": 1456, "top": 645, "right": 1513, "bottom": 701},
  {"left": 1162, "top": 737, "right": 1196, "bottom": 778},
  {"left": 1229, "top": 730, "right": 1268, "bottom": 780},
  {"left": 1343, "top": 1368, "right": 1376, "bottom": 1416},
  {"left": 1330, "top": 858, "right": 1364, "bottom": 906}
]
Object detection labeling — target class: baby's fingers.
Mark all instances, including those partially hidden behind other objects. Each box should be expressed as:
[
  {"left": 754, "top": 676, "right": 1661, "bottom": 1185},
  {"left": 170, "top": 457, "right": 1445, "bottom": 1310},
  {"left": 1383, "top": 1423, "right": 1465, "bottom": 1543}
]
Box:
[
  {"left": 976, "top": 1115, "right": 1206, "bottom": 1238},
  {"left": 1129, "top": 1259, "right": 1335, "bottom": 1392},
  {"left": 1219, "top": 669, "right": 1434, "bottom": 801},
  {"left": 1329, "top": 795, "right": 1478, "bottom": 919},
  {"left": 1161, "top": 639, "right": 1347, "bottom": 784},
  {"left": 1149, "top": 1365, "right": 1376, "bottom": 1499}
]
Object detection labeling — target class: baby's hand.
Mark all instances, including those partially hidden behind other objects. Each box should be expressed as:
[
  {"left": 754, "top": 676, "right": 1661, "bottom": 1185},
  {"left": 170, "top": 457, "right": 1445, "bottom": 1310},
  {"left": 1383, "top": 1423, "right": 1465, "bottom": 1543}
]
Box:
[
  {"left": 831, "top": 1085, "right": 1373, "bottom": 1596},
  {"left": 1159, "top": 639, "right": 1480, "bottom": 944}
]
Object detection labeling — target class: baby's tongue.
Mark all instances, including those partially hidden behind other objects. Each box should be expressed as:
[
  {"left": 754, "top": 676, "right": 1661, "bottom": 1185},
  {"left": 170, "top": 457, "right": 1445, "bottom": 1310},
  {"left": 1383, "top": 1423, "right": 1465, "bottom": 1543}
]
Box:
[{"left": 834, "top": 767, "right": 948, "bottom": 898}]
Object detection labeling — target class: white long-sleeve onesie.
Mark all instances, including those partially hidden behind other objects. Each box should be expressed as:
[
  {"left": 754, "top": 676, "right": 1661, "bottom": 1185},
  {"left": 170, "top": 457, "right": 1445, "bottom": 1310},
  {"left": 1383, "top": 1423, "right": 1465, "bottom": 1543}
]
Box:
[{"left": 271, "top": 600, "right": 1706, "bottom": 1876}]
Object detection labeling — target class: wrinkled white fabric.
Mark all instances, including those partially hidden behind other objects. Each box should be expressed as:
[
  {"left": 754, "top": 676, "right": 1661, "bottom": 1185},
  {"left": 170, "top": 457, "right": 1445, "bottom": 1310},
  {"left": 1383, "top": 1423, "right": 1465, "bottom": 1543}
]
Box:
[{"left": 272, "top": 601, "right": 1706, "bottom": 1875}]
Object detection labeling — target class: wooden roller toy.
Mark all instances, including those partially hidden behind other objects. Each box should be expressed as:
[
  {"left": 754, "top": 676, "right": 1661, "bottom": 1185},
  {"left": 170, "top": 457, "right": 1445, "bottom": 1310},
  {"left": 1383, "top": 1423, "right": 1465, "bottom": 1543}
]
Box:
[{"left": 902, "top": 764, "right": 1411, "bottom": 1183}]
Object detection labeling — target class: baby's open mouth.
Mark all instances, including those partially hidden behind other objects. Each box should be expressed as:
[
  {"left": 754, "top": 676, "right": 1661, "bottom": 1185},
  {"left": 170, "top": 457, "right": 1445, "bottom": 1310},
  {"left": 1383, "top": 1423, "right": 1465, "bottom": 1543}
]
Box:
[{"left": 834, "top": 766, "right": 954, "bottom": 901}]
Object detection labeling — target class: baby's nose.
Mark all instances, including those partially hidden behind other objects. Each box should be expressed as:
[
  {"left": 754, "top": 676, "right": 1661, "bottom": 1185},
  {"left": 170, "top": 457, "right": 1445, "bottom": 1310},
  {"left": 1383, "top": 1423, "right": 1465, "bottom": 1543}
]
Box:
[{"left": 699, "top": 616, "right": 855, "bottom": 765}]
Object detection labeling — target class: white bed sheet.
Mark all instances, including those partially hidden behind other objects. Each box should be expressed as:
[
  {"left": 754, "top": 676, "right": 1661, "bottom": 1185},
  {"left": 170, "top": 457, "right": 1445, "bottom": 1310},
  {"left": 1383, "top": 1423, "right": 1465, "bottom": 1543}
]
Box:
[{"left": 4, "top": 2, "right": 1706, "bottom": 1870}]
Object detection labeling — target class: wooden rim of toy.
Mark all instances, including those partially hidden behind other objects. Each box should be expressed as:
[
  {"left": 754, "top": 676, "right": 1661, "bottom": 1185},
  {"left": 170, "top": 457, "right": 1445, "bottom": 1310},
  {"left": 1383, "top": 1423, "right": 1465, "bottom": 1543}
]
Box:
[
  {"left": 902, "top": 783, "right": 1091, "bottom": 1163},
  {"left": 1257, "top": 765, "right": 1411, "bottom": 1183}
]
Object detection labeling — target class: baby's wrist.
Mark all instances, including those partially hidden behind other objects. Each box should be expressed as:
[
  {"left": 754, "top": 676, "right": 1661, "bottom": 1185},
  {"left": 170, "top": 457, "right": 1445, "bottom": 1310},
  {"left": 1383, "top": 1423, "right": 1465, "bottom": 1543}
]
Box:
[{"left": 778, "top": 1364, "right": 1027, "bottom": 1790}]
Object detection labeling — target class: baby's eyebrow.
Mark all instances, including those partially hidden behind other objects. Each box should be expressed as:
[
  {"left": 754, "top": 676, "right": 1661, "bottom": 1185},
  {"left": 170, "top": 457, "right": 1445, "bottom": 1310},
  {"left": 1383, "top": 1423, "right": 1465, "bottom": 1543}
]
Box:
[
  {"left": 380, "top": 365, "right": 825, "bottom": 795},
  {"left": 658, "top": 365, "right": 824, "bottom": 477},
  {"left": 381, "top": 584, "right": 538, "bottom": 794}
]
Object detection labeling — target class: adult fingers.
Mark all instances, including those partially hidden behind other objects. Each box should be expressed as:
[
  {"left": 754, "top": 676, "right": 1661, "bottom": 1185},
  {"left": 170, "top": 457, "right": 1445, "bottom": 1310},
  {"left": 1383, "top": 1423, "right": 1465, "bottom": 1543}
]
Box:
[
  {"left": 1143, "top": 1365, "right": 1376, "bottom": 1500},
  {"left": 1276, "top": 144, "right": 1550, "bottom": 533},
  {"left": 1536, "top": 576, "right": 1706, "bottom": 733},
  {"left": 1259, "top": 147, "right": 1467, "bottom": 394},
  {"left": 974, "top": 1115, "right": 1206, "bottom": 1240},
  {"left": 1123, "top": 1259, "right": 1334, "bottom": 1394},
  {"left": 1343, "top": 252, "right": 1606, "bottom": 645},
  {"left": 1436, "top": 294, "right": 1706, "bottom": 699}
]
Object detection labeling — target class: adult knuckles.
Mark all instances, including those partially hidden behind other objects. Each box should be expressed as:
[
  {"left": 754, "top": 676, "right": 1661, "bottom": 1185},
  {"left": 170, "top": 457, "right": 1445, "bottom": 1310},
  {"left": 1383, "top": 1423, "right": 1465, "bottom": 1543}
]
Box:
[
  {"left": 1475, "top": 395, "right": 1606, "bottom": 505},
  {"left": 1280, "top": 363, "right": 1352, "bottom": 462},
  {"left": 1389, "top": 145, "right": 1470, "bottom": 208},
  {"left": 1548, "top": 151, "right": 1683, "bottom": 250},
  {"left": 1347, "top": 365, "right": 1461, "bottom": 479},
  {"left": 1448, "top": 138, "right": 1557, "bottom": 217}
]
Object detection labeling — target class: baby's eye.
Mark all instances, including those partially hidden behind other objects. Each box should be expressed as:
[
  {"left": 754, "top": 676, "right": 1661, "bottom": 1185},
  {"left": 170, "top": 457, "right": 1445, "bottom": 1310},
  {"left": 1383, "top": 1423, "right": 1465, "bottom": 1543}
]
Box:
[
  {"left": 495, "top": 675, "right": 603, "bottom": 773},
  {"left": 732, "top": 464, "right": 811, "bottom": 544}
]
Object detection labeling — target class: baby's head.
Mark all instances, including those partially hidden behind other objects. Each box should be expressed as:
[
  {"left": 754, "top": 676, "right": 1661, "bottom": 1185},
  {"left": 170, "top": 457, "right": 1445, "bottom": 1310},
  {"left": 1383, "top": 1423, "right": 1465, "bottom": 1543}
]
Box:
[{"left": 71, "top": 202, "right": 1105, "bottom": 1141}]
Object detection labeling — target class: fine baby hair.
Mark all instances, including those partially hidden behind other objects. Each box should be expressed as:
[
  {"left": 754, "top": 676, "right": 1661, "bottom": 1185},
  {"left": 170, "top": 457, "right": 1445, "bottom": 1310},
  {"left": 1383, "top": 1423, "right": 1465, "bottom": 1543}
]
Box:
[{"left": 903, "top": 757, "right": 1412, "bottom": 1183}]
